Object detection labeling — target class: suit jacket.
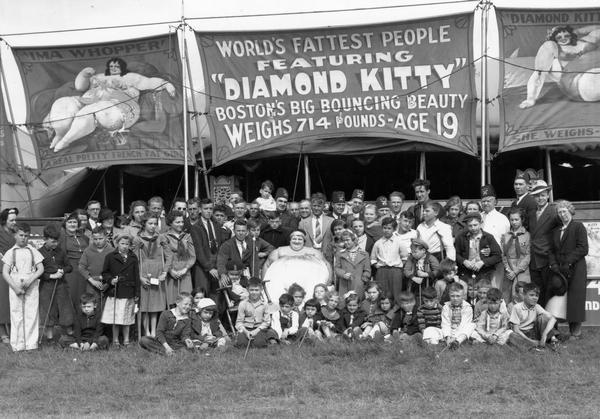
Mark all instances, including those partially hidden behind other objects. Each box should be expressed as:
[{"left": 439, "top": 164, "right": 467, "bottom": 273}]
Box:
[
  {"left": 216, "top": 237, "right": 253, "bottom": 277},
  {"left": 299, "top": 215, "right": 334, "bottom": 251},
  {"left": 260, "top": 225, "right": 292, "bottom": 249},
  {"left": 190, "top": 218, "right": 226, "bottom": 272},
  {"left": 511, "top": 193, "right": 537, "bottom": 226},
  {"left": 454, "top": 230, "right": 502, "bottom": 277},
  {"left": 528, "top": 204, "right": 560, "bottom": 269}
]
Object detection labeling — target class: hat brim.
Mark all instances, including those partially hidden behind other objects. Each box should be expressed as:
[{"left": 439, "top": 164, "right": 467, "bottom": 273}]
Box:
[{"left": 530, "top": 186, "right": 552, "bottom": 195}]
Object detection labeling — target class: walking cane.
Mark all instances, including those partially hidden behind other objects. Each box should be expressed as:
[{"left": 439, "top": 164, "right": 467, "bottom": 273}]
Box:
[
  {"left": 243, "top": 335, "right": 253, "bottom": 360},
  {"left": 21, "top": 279, "right": 27, "bottom": 350},
  {"left": 39, "top": 278, "right": 59, "bottom": 345},
  {"left": 298, "top": 327, "right": 310, "bottom": 348}
]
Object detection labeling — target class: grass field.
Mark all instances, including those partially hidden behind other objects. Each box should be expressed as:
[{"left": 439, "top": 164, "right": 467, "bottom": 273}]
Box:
[{"left": 1, "top": 327, "right": 599, "bottom": 418}]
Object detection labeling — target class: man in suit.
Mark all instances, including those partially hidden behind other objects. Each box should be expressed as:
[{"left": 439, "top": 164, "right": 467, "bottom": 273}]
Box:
[
  {"left": 407, "top": 179, "right": 445, "bottom": 224},
  {"left": 274, "top": 187, "right": 299, "bottom": 230},
  {"left": 299, "top": 193, "right": 334, "bottom": 252},
  {"left": 528, "top": 181, "right": 561, "bottom": 306},
  {"left": 330, "top": 190, "right": 353, "bottom": 224},
  {"left": 190, "top": 198, "right": 226, "bottom": 297},
  {"left": 217, "top": 219, "right": 253, "bottom": 288},
  {"left": 510, "top": 170, "right": 537, "bottom": 223}
]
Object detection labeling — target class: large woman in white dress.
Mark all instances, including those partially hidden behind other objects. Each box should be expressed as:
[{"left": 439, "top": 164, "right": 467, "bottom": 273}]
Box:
[
  {"left": 262, "top": 230, "right": 332, "bottom": 305},
  {"left": 44, "top": 57, "right": 176, "bottom": 151}
]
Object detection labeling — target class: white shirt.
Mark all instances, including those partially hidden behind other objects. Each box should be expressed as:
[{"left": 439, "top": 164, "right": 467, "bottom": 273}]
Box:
[
  {"left": 481, "top": 209, "right": 509, "bottom": 247},
  {"left": 396, "top": 229, "right": 417, "bottom": 261},
  {"left": 416, "top": 220, "right": 455, "bottom": 260}
]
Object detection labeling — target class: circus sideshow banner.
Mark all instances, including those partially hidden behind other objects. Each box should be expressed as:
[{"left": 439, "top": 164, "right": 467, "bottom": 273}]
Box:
[
  {"left": 12, "top": 35, "right": 190, "bottom": 171},
  {"left": 0, "top": 87, "right": 16, "bottom": 174},
  {"left": 497, "top": 9, "right": 600, "bottom": 153},
  {"left": 196, "top": 14, "right": 476, "bottom": 165}
]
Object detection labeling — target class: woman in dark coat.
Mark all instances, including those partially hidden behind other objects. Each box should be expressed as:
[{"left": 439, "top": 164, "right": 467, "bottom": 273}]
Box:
[{"left": 549, "top": 200, "right": 588, "bottom": 339}]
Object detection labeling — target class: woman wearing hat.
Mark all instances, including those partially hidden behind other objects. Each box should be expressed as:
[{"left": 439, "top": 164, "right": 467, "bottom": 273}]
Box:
[
  {"left": 549, "top": 200, "right": 588, "bottom": 339},
  {"left": 59, "top": 212, "right": 90, "bottom": 311}
]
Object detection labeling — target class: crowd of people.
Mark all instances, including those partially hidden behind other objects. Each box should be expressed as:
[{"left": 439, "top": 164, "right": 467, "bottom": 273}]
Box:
[{"left": 0, "top": 169, "right": 590, "bottom": 355}]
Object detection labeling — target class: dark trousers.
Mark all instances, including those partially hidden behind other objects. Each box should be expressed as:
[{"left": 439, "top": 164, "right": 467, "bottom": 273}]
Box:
[
  {"left": 375, "top": 267, "right": 404, "bottom": 302},
  {"left": 530, "top": 266, "right": 552, "bottom": 307},
  {"left": 39, "top": 279, "right": 74, "bottom": 328},
  {"left": 234, "top": 328, "right": 277, "bottom": 348}
]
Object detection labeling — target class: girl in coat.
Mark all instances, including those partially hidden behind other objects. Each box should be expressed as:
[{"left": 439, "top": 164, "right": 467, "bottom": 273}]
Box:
[
  {"left": 335, "top": 229, "right": 371, "bottom": 306},
  {"left": 164, "top": 210, "right": 196, "bottom": 307},
  {"left": 101, "top": 234, "right": 139, "bottom": 347},
  {"left": 132, "top": 214, "right": 172, "bottom": 338},
  {"left": 60, "top": 212, "right": 90, "bottom": 312}
]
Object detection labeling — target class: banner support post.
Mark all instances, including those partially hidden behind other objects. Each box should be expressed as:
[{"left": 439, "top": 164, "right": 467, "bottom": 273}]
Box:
[
  {"left": 183, "top": 25, "right": 210, "bottom": 198},
  {"left": 479, "top": 1, "right": 490, "bottom": 187},
  {"left": 545, "top": 149, "right": 554, "bottom": 202},
  {"left": 119, "top": 169, "right": 125, "bottom": 215},
  {"left": 419, "top": 152, "right": 427, "bottom": 179},
  {"left": 0, "top": 54, "right": 35, "bottom": 215},
  {"left": 304, "top": 155, "right": 311, "bottom": 199},
  {"left": 179, "top": 25, "right": 190, "bottom": 202}
]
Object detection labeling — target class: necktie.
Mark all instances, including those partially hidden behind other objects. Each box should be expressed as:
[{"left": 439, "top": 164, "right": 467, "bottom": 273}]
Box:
[
  {"left": 315, "top": 218, "right": 321, "bottom": 242},
  {"left": 207, "top": 221, "right": 217, "bottom": 253},
  {"left": 503, "top": 232, "right": 522, "bottom": 258}
]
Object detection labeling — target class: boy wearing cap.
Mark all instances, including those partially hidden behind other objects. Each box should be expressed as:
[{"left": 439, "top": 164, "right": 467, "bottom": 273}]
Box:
[
  {"left": 403, "top": 238, "right": 440, "bottom": 302},
  {"left": 191, "top": 297, "right": 229, "bottom": 349},
  {"left": 528, "top": 181, "right": 561, "bottom": 306}
]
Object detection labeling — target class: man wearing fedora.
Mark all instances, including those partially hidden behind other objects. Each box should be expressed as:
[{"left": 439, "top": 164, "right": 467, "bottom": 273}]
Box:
[{"left": 528, "top": 181, "right": 561, "bottom": 306}]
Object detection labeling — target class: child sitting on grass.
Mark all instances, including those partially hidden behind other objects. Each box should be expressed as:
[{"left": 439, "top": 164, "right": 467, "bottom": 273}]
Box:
[
  {"left": 297, "top": 298, "right": 323, "bottom": 344},
  {"left": 288, "top": 283, "right": 306, "bottom": 313},
  {"left": 139, "top": 292, "right": 194, "bottom": 355},
  {"left": 271, "top": 293, "right": 299, "bottom": 344},
  {"left": 418, "top": 287, "right": 444, "bottom": 344},
  {"left": 313, "top": 283, "right": 328, "bottom": 307},
  {"left": 336, "top": 291, "right": 367, "bottom": 340},
  {"left": 59, "top": 293, "right": 109, "bottom": 350},
  {"left": 434, "top": 258, "right": 468, "bottom": 305},
  {"left": 318, "top": 292, "right": 341, "bottom": 338},
  {"left": 508, "top": 283, "right": 559, "bottom": 351},
  {"left": 1, "top": 222, "right": 44, "bottom": 352},
  {"left": 359, "top": 282, "right": 384, "bottom": 339},
  {"left": 471, "top": 288, "right": 512, "bottom": 345},
  {"left": 368, "top": 294, "right": 396, "bottom": 341},
  {"left": 190, "top": 297, "right": 229, "bottom": 350},
  {"left": 424, "top": 283, "right": 474, "bottom": 348},
  {"left": 101, "top": 234, "right": 139, "bottom": 347},
  {"left": 390, "top": 291, "right": 420, "bottom": 341},
  {"left": 507, "top": 280, "right": 528, "bottom": 316},
  {"left": 39, "top": 223, "right": 73, "bottom": 341},
  {"left": 235, "top": 278, "right": 277, "bottom": 348},
  {"left": 473, "top": 278, "right": 508, "bottom": 321}
]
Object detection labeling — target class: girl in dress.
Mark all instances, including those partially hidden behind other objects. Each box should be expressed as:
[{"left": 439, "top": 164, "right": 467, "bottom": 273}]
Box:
[
  {"left": 164, "top": 211, "right": 195, "bottom": 307},
  {"left": 133, "top": 214, "right": 172, "bottom": 338},
  {"left": 501, "top": 207, "right": 531, "bottom": 303},
  {"left": 101, "top": 234, "right": 139, "bottom": 347},
  {"left": 123, "top": 200, "right": 147, "bottom": 238},
  {"left": 59, "top": 212, "right": 89, "bottom": 314}
]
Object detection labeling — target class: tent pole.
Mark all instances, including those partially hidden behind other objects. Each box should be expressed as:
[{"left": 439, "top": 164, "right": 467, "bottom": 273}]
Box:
[
  {"left": 102, "top": 171, "right": 108, "bottom": 207},
  {"left": 304, "top": 155, "right": 311, "bottom": 199},
  {"left": 545, "top": 149, "right": 554, "bottom": 202},
  {"left": 0, "top": 55, "right": 34, "bottom": 215},
  {"left": 419, "top": 152, "right": 426, "bottom": 179},
  {"left": 479, "top": 1, "right": 489, "bottom": 187},
  {"left": 180, "top": 27, "right": 190, "bottom": 202},
  {"left": 183, "top": 27, "right": 210, "bottom": 198},
  {"left": 119, "top": 169, "right": 125, "bottom": 215}
]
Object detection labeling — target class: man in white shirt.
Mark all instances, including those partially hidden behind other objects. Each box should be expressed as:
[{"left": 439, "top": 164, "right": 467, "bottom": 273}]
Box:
[
  {"left": 416, "top": 202, "right": 455, "bottom": 261},
  {"left": 480, "top": 185, "right": 510, "bottom": 246}
]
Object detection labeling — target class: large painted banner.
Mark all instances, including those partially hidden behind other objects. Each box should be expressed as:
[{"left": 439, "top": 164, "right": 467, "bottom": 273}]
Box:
[
  {"left": 196, "top": 14, "right": 476, "bottom": 165},
  {"left": 13, "top": 35, "right": 188, "bottom": 170},
  {"left": 0, "top": 87, "right": 16, "bottom": 174},
  {"left": 497, "top": 8, "right": 600, "bottom": 153}
]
